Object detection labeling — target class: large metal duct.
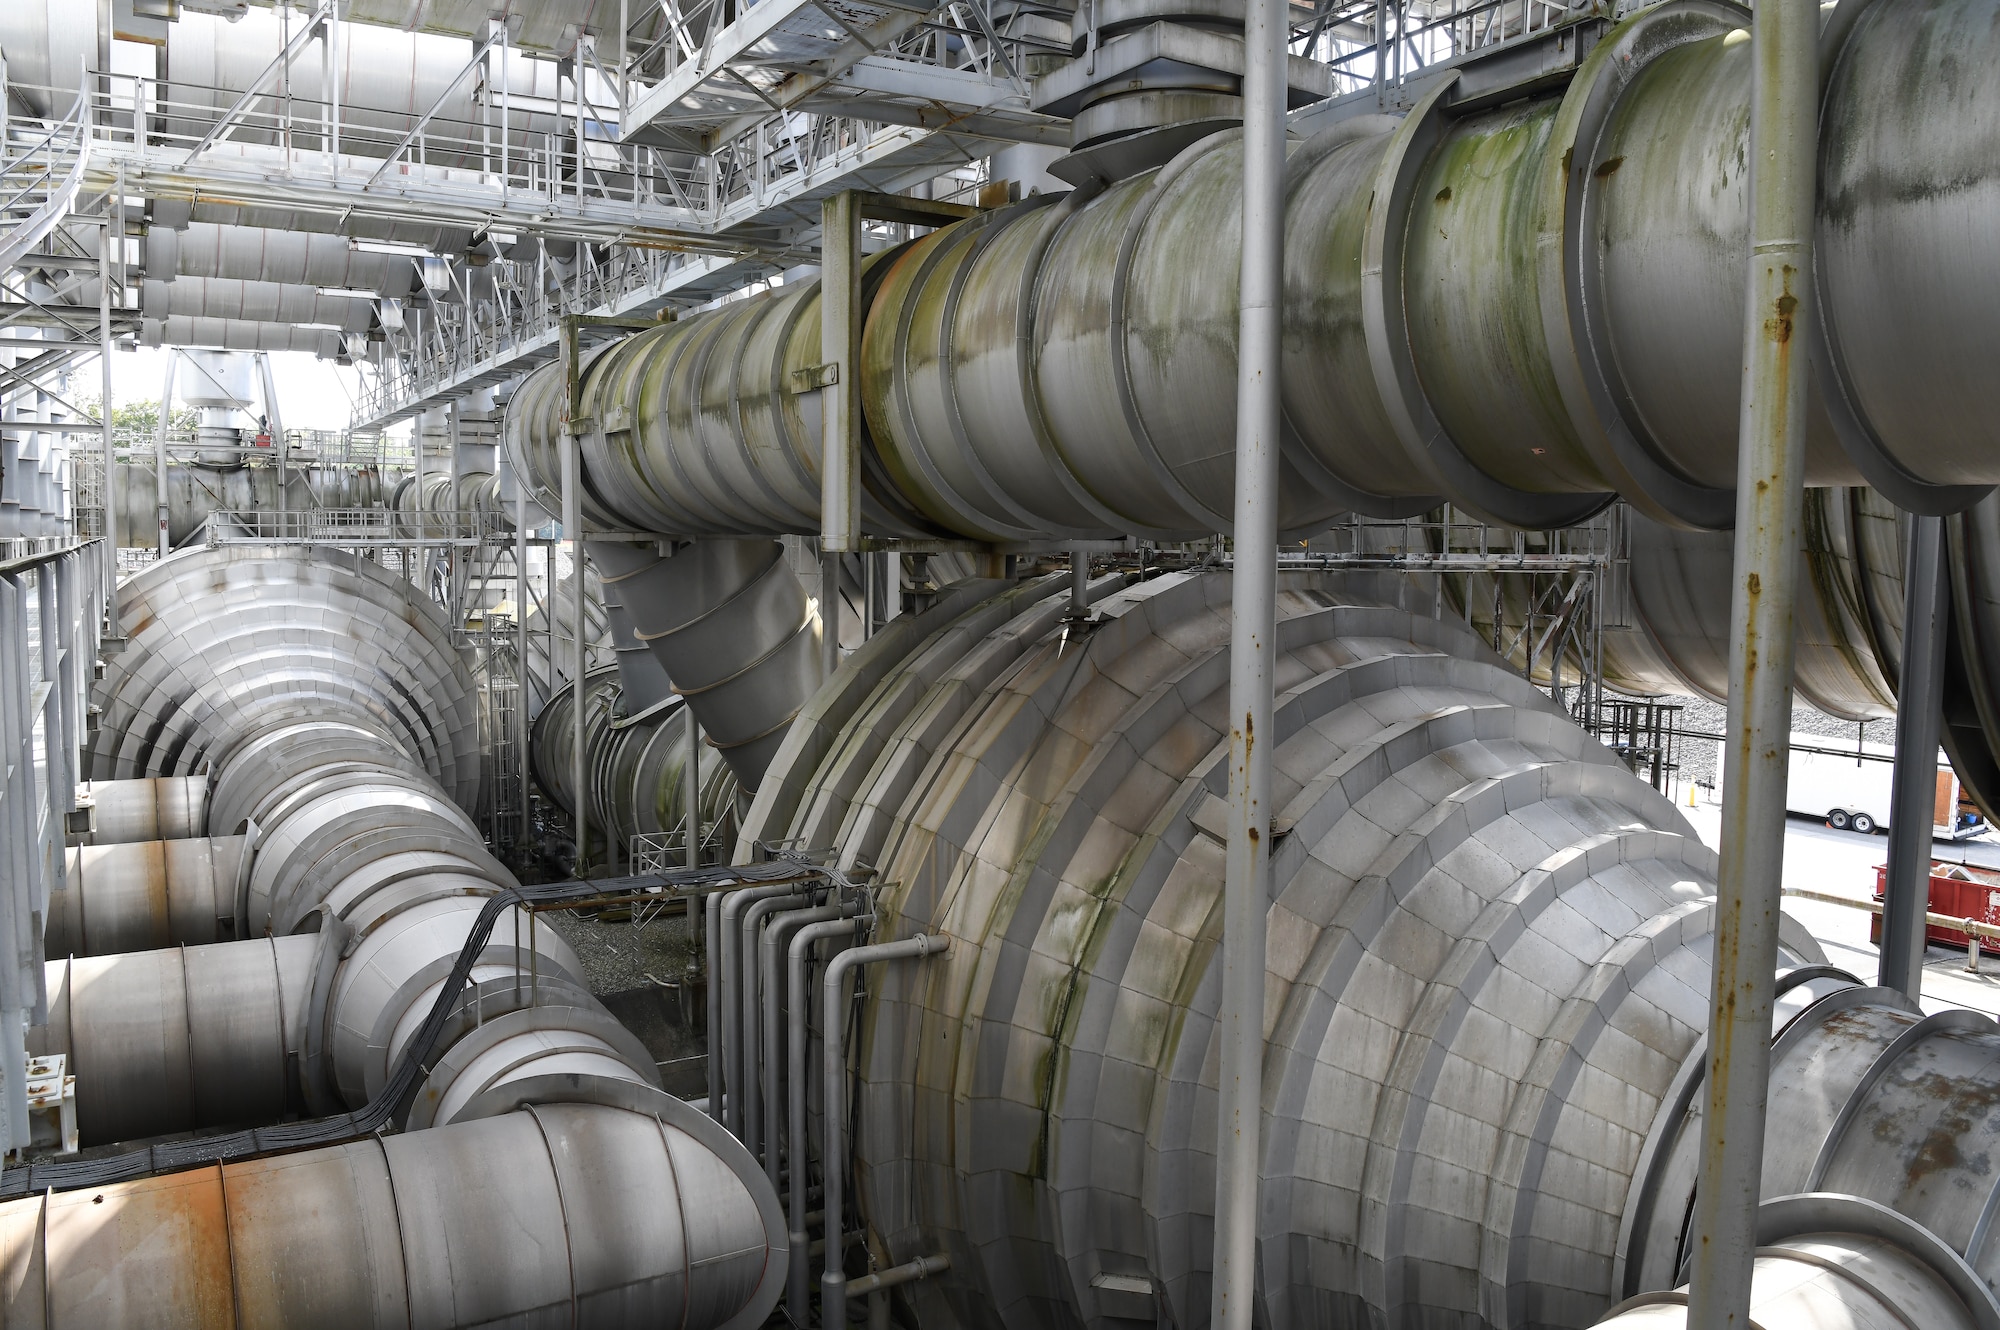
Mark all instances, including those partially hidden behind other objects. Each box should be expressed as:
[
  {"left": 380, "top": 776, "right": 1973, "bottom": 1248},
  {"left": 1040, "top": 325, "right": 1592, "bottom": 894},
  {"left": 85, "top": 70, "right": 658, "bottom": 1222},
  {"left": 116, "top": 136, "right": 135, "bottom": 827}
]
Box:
[
  {"left": 146, "top": 222, "right": 419, "bottom": 296},
  {"left": 86, "top": 544, "right": 482, "bottom": 809},
  {"left": 30, "top": 543, "right": 789, "bottom": 1327},
  {"left": 73, "top": 776, "right": 209, "bottom": 844},
  {"left": 733, "top": 566, "right": 2000, "bottom": 1329},
  {"left": 139, "top": 277, "right": 377, "bottom": 333},
  {"left": 247, "top": 0, "right": 629, "bottom": 53},
  {"left": 107, "top": 460, "right": 355, "bottom": 548},
  {"left": 0, "top": 1099, "right": 784, "bottom": 1330},
  {"left": 530, "top": 667, "right": 742, "bottom": 863},
  {"left": 586, "top": 539, "right": 826, "bottom": 792},
  {"left": 521, "top": 568, "right": 617, "bottom": 716},
  {"left": 1460, "top": 485, "right": 2000, "bottom": 821},
  {"left": 137, "top": 315, "right": 344, "bottom": 358},
  {"left": 163, "top": 9, "right": 577, "bottom": 165},
  {"left": 44, "top": 836, "right": 248, "bottom": 956},
  {"left": 503, "top": 0, "right": 2000, "bottom": 542}
]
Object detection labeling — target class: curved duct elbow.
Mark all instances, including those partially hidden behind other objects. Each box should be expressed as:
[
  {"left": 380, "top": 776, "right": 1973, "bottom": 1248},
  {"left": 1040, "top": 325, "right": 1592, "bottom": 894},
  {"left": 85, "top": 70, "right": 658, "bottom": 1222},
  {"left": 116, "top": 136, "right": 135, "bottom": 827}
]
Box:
[
  {"left": 1596, "top": 1195, "right": 2000, "bottom": 1329},
  {"left": 587, "top": 540, "right": 823, "bottom": 792},
  {"left": 742, "top": 566, "right": 2000, "bottom": 1328},
  {"left": 531, "top": 668, "right": 742, "bottom": 864},
  {"left": 0, "top": 1099, "right": 785, "bottom": 1329}
]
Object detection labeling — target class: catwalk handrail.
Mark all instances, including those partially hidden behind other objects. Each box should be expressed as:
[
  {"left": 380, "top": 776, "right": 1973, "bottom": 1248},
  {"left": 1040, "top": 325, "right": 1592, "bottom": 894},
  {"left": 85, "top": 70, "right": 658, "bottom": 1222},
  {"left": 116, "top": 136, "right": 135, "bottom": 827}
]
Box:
[{"left": 0, "top": 856, "right": 826, "bottom": 1199}]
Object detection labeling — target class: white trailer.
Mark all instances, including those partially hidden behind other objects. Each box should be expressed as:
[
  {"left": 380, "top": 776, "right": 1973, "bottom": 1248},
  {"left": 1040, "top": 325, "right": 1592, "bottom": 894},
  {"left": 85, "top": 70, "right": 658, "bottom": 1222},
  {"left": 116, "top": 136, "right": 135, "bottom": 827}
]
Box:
[{"left": 1785, "top": 733, "right": 1986, "bottom": 838}]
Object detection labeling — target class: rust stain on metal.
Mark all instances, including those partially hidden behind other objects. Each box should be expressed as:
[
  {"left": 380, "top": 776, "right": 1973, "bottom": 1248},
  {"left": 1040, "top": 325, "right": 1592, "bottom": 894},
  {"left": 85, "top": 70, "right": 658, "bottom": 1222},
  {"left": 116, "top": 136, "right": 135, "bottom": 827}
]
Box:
[{"left": 1593, "top": 155, "right": 1627, "bottom": 178}]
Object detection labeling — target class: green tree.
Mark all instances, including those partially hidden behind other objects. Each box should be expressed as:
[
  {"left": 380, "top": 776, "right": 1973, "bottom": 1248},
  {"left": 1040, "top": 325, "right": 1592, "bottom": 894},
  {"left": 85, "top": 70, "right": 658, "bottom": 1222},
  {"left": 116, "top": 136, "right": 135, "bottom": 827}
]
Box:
[{"left": 73, "top": 396, "right": 202, "bottom": 432}]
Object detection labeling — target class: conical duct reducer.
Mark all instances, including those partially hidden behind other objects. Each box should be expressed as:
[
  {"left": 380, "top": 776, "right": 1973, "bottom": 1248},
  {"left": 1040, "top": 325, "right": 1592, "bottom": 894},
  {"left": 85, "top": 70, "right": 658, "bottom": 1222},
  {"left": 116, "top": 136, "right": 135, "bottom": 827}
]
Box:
[{"left": 587, "top": 540, "right": 823, "bottom": 792}]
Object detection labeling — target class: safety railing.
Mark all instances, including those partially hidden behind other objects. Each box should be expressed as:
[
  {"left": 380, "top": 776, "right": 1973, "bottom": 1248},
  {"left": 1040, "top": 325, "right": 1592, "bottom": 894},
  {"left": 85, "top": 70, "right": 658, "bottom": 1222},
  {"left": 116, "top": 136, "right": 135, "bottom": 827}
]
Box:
[
  {"left": 0, "top": 540, "right": 108, "bottom": 1163},
  {"left": 0, "top": 89, "right": 91, "bottom": 272},
  {"left": 200, "top": 507, "right": 517, "bottom": 546}
]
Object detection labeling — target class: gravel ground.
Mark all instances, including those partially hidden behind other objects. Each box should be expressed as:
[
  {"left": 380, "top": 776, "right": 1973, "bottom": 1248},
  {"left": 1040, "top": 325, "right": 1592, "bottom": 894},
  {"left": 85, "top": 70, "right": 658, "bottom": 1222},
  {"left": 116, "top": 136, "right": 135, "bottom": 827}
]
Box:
[{"left": 540, "top": 906, "right": 708, "bottom": 1096}]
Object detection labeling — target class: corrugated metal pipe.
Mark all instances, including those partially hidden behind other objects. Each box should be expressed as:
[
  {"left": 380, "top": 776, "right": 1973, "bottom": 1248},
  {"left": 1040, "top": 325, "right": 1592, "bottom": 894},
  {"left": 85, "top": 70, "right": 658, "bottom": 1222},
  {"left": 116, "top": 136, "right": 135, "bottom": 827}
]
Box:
[
  {"left": 44, "top": 835, "right": 247, "bottom": 956},
  {"left": 529, "top": 666, "right": 742, "bottom": 866},
  {"left": 9, "top": 544, "right": 787, "bottom": 1329},
  {"left": 728, "top": 566, "right": 2000, "bottom": 1329},
  {"left": 503, "top": 0, "right": 2000, "bottom": 546}
]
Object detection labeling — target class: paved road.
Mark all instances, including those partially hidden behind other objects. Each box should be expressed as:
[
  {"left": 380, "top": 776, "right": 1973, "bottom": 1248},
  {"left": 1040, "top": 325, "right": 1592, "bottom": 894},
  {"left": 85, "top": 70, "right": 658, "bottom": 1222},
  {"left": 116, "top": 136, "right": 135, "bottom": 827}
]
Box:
[{"left": 1680, "top": 801, "right": 2000, "bottom": 1018}]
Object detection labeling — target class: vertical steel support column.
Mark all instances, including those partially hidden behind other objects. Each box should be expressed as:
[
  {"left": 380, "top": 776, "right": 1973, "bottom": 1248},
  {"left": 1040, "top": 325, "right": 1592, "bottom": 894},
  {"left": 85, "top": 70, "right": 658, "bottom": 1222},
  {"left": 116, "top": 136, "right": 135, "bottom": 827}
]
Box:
[
  {"left": 1880, "top": 514, "right": 1949, "bottom": 1000},
  {"left": 152, "top": 352, "right": 176, "bottom": 556},
  {"left": 1212, "top": 0, "right": 1285, "bottom": 1319},
  {"left": 515, "top": 485, "right": 532, "bottom": 845},
  {"left": 98, "top": 220, "right": 117, "bottom": 589},
  {"left": 820, "top": 191, "right": 861, "bottom": 682},
  {"left": 562, "top": 432, "right": 587, "bottom": 874},
  {"left": 448, "top": 399, "right": 462, "bottom": 604},
  {"left": 326, "top": 0, "right": 341, "bottom": 176},
  {"left": 1686, "top": 0, "right": 1818, "bottom": 1320},
  {"left": 685, "top": 705, "right": 701, "bottom": 869}
]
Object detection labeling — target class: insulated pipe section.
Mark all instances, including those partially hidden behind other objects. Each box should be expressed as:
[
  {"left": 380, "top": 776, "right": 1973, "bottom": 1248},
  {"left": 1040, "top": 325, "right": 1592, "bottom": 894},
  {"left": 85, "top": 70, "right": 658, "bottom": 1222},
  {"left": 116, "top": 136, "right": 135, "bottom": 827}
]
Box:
[
  {"left": 45, "top": 836, "right": 247, "bottom": 956},
  {"left": 87, "top": 546, "right": 482, "bottom": 813},
  {"left": 31, "top": 937, "right": 316, "bottom": 1144},
  {"left": 586, "top": 540, "right": 824, "bottom": 791},
  {"left": 504, "top": 0, "right": 2000, "bottom": 537},
  {"left": 75, "top": 777, "right": 209, "bottom": 844},
  {"left": 1598, "top": 1195, "right": 2000, "bottom": 1329},
  {"left": 745, "top": 567, "right": 1838, "bottom": 1327},
  {"left": 0, "top": 1100, "right": 785, "bottom": 1330},
  {"left": 148, "top": 223, "right": 418, "bottom": 296},
  {"left": 529, "top": 669, "right": 742, "bottom": 860}
]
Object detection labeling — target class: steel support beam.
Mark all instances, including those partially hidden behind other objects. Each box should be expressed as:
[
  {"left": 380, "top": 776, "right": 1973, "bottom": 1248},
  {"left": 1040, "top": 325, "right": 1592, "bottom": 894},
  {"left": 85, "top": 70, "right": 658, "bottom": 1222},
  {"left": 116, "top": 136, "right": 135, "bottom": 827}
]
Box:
[
  {"left": 1879, "top": 513, "right": 1950, "bottom": 1000},
  {"left": 153, "top": 353, "right": 177, "bottom": 556},
  {"left": 821, "top": 190, "right": 861, "bottom": 683},
  {"left": 98, "top": 222, "right": 117, "bottom": 597},
  {"left": 1686, "top": 0, "right": 1819, "bottom": 1320},
  {"left": 1212, "top": 0, "right": 1286, "bottom": 1319}
]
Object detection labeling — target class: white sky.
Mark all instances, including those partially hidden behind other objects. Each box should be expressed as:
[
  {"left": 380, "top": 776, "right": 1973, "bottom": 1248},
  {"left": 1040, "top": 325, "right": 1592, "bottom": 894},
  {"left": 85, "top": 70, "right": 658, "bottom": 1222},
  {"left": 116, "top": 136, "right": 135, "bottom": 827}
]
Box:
[{"left": 105, "top": 346, "right": 382, "bottom": 433}]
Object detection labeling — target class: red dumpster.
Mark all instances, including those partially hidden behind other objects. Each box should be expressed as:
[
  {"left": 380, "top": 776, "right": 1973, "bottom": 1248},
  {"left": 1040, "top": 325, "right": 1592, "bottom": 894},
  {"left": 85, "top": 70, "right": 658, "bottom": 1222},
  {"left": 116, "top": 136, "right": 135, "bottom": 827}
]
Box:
[{"left": 1871, "top": 860, "right": 2000, "bottom": 954}]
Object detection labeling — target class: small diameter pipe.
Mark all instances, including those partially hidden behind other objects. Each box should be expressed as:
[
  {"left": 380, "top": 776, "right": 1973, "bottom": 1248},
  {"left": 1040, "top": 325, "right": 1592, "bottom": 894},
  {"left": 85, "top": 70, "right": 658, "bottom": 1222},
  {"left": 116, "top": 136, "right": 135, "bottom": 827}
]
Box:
[
  {"left": 1213, "top": 0, "right": 1286, "bottom": 1316},
  {"left": 856, "top": 1254, "right": 951, "bottom": 1329},
  {"left": 789, "top": 916, "right": 862, "bottom": 1322},
  {"left": 742, "top": 891, "right": 816, "bottom": 1161},
  {"left": 1686, "top": 0, "right": 1819, "bottom": 1317},
  {"left": 706, "top": 883, "right": 724, "bottom": 1119},
  {"left": 686, "top": 705, "right": 702, "bottom": 869},
  {"left": 720, "top": 883, "right": 817, "bottom": 1138},
  {"left": 762, "top": 901, "right": 858, "bottom": 1190},
  {"left": 821, "top": 933, "right": 949, "bottom": 1328},
  {"left": 1880, "top": 513, "right": 1949, "bottom": 1001}
]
